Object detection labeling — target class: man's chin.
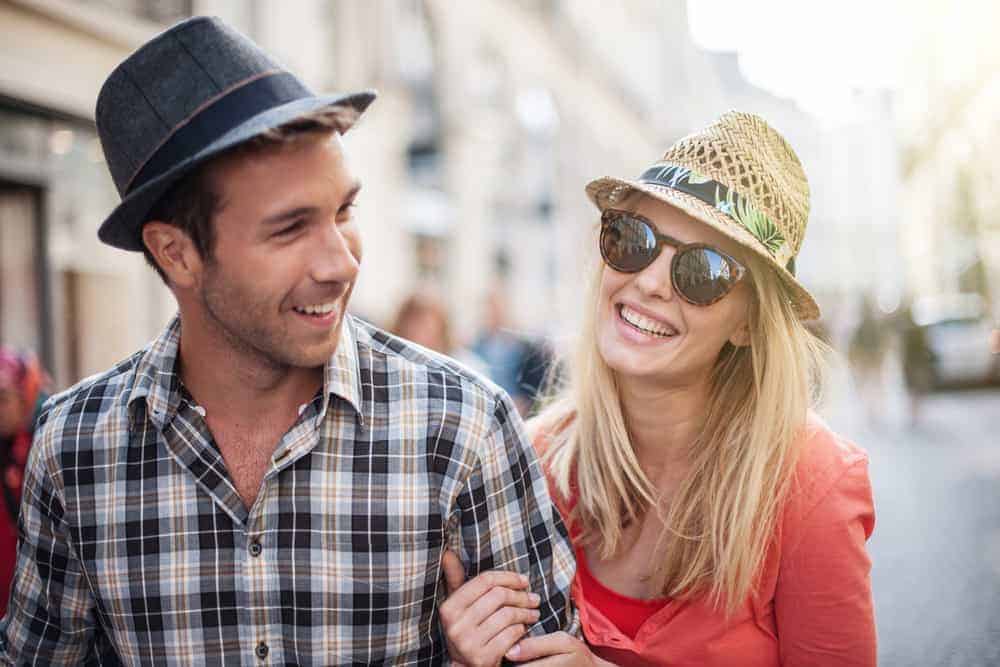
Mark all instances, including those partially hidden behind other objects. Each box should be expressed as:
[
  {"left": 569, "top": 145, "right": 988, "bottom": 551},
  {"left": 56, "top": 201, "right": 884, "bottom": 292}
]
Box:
[{"left": 283, "top": 333, "right": 342, "bottom": 369}]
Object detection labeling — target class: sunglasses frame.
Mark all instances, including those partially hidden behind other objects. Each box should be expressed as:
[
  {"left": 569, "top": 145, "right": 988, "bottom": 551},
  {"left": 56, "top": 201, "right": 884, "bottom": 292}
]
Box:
[{"left": 600, "top": 209, "right": 748, "bottom": 306}]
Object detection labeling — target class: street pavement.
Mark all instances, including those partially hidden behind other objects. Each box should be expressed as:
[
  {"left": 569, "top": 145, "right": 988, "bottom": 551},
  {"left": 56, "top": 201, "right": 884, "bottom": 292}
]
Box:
[{"left": 826, "top": 381, "right": 1000, "bottom": 666}]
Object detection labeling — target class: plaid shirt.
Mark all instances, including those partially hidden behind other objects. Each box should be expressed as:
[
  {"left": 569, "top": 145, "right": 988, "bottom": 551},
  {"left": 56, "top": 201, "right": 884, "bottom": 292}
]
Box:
[{"left": 0, "top": 315, "right": 576, "bottom": 666}]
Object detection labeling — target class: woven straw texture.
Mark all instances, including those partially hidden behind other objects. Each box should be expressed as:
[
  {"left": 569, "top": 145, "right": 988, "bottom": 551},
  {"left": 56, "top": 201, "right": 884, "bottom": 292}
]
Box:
[{"left": 586, "top": 110, "right": 820, "bottom": 320}]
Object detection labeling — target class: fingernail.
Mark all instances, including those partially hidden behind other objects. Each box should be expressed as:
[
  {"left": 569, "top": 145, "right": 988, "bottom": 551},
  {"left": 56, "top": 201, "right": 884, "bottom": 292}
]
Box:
[
  {"left": 506, "top": 644, "right": 521, "bottom": 659},
  {"left": 520, "top": 573, "right": 529, "bottom": 585},
  {"left": 529, "top": 593, "right": 540, "bottom": 605}
]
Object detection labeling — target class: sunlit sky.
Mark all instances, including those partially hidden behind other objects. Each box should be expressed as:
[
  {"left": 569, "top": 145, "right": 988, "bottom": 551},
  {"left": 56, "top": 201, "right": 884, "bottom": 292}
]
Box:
[{"left": 686, "top": 0, "right": 909, "bottom": 119}]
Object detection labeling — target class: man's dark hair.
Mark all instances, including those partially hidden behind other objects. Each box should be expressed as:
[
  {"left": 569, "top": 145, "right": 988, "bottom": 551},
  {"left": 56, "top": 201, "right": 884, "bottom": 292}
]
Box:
[
  {"left": 140, "top": 107, "right": 358, "bottom": 284},
  {"left": 142, "top": 168, "right": 219, "bottom": 282}
]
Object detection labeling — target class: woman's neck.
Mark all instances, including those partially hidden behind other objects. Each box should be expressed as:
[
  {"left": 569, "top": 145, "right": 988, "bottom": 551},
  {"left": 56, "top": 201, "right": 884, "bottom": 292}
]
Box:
[{"left": 618, "top": 375, "right": 710, "bottom": 480}]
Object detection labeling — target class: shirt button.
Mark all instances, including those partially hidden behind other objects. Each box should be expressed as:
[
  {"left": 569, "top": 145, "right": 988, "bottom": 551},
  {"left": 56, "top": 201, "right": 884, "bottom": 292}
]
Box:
[
  {"left": 248, "top": 540, "right": 263, "bottom": 557},
  {"left": 255, "top": 641, "right": 269, "bottom": 659}
]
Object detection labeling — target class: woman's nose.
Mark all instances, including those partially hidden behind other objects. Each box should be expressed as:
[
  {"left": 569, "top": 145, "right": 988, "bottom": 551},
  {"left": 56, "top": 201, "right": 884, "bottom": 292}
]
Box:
[{"left": 633, "top": 246, "right": 676, "bottom": 301}]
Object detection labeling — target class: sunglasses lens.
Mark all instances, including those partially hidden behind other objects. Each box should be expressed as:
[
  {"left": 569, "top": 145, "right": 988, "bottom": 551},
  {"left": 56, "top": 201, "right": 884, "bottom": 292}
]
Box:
[
  {"left": 673, "top": 247, "right": 739, "bottom": 304},
  {"left": 600, "top": 213, "right": 657, "bottom": 273}
]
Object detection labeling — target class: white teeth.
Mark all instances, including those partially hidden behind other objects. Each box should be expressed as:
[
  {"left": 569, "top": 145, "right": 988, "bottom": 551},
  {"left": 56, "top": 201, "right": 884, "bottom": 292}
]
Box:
[
  {"left": 620, "top": 305, "right": 677, "bottom": 337},
  {"left": 295, "top": 302, "right": 338, "bottom": 316}
]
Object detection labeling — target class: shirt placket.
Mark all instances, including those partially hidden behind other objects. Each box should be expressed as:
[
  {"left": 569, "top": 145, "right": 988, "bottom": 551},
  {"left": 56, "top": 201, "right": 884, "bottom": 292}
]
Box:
[
  {"left": 161, "top": 403, "right": 280, "bottom": 665},
  {"left": 241, "top": 503, "right": 275, "bottom": 666},
  {"left": 240, "top": 402, "right": 324, "bottom": 666}
]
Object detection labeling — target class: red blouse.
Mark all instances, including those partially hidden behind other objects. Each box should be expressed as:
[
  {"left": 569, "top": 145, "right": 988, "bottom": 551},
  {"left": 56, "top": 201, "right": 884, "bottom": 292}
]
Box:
[{"left": 536, "top": 413, "right": 877, "bottom": 667}]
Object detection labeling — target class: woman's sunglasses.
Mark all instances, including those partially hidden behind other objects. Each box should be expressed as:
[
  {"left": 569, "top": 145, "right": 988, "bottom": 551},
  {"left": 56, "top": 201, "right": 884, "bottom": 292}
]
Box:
[{"left": 599, "top": 209, "right": 748, "bottom": 306}]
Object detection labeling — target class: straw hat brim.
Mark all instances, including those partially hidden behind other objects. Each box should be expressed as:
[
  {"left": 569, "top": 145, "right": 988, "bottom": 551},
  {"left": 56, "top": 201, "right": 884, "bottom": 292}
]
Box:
[{"left": 586, "top": 176, "right": 821, "bottom": 321}]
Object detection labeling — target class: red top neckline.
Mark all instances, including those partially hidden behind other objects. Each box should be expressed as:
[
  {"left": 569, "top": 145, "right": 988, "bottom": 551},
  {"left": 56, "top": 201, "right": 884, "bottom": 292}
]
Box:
[{"left": 575, "top": 546, "right": 670, "bottom": 639}]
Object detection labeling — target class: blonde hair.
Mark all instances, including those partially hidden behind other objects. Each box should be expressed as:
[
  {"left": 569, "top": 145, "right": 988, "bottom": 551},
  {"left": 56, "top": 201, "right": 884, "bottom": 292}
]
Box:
[{"left": 535, "top": 240, "right": 828, "bottom": 615}]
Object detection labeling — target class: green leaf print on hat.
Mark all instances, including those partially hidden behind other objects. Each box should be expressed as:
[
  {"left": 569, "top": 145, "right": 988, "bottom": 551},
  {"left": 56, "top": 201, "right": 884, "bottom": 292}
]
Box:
[
  {"left": 716, "top": 186, "right": 785, "bottom": 256},
  {"left": 648, "top": 164, "right": 714, "bottom": 189}
]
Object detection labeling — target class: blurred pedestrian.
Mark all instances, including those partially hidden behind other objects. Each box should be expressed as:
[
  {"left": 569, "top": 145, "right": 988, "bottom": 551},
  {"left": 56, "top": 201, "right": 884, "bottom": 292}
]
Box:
[
  {"left": 991, "top": 327, "right": 1000, "bottom": 355},
  {"left": 0, "top": 348, "right": 48, "bottom": 618},
  {"left": 0, "top": 17, "right": 574, "bottom": 664},
  {"left": 472, "top": 288, "right": 554, "bottom": 415},
  {"left": 898, "top": 303, "right": 936, "bottom": 427},
  {"left": 848, "top": 294, "right": 889, "bottom": 427},
  {"left": 442, "top": 111, "right": 876, "bottom": 665},
  {"left": 389, "top": 290, "right": 485, "bottom": 372}
]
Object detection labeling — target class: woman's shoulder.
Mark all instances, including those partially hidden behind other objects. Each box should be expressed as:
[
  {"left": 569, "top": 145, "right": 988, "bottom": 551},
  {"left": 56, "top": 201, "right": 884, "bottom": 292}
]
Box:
[
  {"left": 783, "top": 412, "right": 873, "bottom": 531},
  {"left": 526, "top": 407, "right": 575, "bottom": 457},
  {"left": 795, "top": 412, "right": 868, "bottom": 475},
  {"left": 526, "top": 409, "right": 578, "bottom": 518}
]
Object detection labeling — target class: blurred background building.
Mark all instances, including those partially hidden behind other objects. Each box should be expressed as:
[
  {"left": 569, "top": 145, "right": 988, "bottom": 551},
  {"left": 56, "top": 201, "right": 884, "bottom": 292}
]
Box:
[
  {"left": 2, "top": 2, "right": 1000, "bottom": 664},
  {"left": 0, "top": 0, "right": 921, "bottom": 388}
]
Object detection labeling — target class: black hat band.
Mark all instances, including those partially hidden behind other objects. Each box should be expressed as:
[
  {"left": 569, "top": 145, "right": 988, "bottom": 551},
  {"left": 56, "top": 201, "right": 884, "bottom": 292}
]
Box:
[{"left": 128, "top": 70, "right": 309, "bottom": 194}]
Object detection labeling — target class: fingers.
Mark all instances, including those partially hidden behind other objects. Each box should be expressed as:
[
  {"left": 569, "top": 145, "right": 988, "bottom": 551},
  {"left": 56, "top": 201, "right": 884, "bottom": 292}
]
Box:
[
  {"left": 477, "top": 603, "right": 541, "bottom": 642},
  {"left": 465, "top": 583, "right": 540, "bottom": 629},
  {"left": 442, "top": 549, "right": 466, "bottom": 595},
  {"left": 450, "top": 622, "right": 529, "bottom": 667},
  {"left": 440, "top": 566, "right": 530, "bottom": 614},
  {"left": 438, "top": 553, "right": 543, "bottom": 666},
  {"left": 484, "top": 623, "right": 529, "bottom": 663},
  {"left": 505, "top": 632, "right": 580, "bottom": 662}
]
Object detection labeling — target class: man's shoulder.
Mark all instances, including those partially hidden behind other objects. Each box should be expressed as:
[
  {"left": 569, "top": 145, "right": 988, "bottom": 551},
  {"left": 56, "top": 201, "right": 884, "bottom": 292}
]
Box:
[
  {"left": 34, "top": 350, "right": 144, "bottom": 453},
  {"left": 351, "top": 317, "right": 506, "bottom": 409}
]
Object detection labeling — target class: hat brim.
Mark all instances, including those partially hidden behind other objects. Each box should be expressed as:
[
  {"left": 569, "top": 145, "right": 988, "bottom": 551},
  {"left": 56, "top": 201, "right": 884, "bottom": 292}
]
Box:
[
  {"left": 98, "top": 90, "right": 376, "bottom": 251},
  {"left": 586, "top": 176, "right": 821, "bottom": 321}
]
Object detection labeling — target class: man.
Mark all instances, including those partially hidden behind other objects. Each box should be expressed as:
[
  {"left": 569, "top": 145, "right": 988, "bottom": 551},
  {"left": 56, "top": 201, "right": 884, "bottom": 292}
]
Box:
[
  {"left": 0, "top": 17, "right": 574, "bottom": 665},
  {"left": 471, "top": 288, "right": 552, "bottom": 417}
]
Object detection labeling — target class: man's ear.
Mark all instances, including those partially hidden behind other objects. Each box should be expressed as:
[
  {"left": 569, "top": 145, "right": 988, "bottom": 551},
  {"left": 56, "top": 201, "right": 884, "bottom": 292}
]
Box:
[{"left": 142, "top": 222, "right": 202, "bottom": 289}]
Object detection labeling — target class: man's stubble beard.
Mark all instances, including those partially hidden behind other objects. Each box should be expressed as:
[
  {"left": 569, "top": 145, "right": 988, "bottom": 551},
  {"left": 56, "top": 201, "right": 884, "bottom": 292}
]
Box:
[{"left": 198, "top": 260, "right": 342, "bottom": 372}]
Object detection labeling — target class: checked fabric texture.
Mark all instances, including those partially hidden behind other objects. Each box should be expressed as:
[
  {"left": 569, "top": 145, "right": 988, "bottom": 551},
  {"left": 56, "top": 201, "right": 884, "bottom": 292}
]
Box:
[{"left": 0, "top": 315, "right": 576, "bottom": 665}]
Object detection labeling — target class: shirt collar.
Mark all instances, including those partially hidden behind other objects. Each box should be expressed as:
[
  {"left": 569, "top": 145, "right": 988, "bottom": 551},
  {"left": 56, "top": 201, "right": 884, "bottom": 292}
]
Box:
[
  {"left": 127, "top": 314, "right": 365, "bottom": 428},
  {"left": 127, "top": 315, "right": 184, "bottom": 429},
  {"left": 320, "top": 314, "right": 364, "bottom": 422}
]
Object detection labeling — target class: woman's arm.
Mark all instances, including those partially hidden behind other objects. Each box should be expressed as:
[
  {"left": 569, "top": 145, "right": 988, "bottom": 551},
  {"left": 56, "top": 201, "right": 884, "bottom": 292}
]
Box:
[{"left": 775, "top": 457, "right": 877, "bottom": 666}]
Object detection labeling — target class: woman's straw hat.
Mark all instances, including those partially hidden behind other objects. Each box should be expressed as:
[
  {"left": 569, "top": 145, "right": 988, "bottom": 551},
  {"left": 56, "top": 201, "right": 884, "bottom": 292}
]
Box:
[{"left": 586, "top": 110, "right": 820, "bottom": 320}]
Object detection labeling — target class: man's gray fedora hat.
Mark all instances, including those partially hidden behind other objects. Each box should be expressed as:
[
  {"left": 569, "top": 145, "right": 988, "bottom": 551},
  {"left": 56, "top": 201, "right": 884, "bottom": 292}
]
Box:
[{"left": 96, "top": 15, "right": 375, "bottom": 251}]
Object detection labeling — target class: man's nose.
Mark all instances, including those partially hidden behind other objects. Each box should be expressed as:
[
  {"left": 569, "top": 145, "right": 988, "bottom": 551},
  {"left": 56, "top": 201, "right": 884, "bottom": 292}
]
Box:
[{"left": 310, "top": 221, "right": 360, "bottom": 285}]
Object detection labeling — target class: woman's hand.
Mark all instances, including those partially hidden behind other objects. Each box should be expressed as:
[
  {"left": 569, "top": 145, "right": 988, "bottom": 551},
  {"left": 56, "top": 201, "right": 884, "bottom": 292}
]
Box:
[
  {"left": 440, "top": 549, "right": 542, "bottom": 667},
  {"left": 505, "top": 631, "right": 616, "bottom": 666}
]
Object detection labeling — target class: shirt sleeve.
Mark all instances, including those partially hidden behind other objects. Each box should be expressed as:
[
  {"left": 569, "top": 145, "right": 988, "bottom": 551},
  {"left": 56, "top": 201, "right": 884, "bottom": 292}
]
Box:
[
  {"left": 775, "top": 456, "right": 877, "bottom": 667},
  {"left": 451, "top": 393, "right": 579, "bottom": 636},
  {"left": 0, "top": 419, "right": 101, "bottom": 665}
]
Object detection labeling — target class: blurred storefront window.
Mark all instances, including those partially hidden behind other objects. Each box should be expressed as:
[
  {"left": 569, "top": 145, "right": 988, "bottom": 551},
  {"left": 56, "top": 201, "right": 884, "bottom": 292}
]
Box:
[
  {"left": 0, "top": 185, "right": 43, "bottom": 356},
  {"left": 0, "top": 104, "right": 119, "bottom": 384}
]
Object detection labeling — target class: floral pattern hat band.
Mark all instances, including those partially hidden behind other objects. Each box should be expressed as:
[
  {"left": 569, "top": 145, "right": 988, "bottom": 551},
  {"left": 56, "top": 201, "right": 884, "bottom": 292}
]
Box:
[{"left": 586, "top": 110, "right": 820, "bottom": 320}]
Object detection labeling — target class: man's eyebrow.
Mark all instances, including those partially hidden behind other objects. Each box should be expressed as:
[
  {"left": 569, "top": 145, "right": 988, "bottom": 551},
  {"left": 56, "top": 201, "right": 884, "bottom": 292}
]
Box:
[
  {"left": 260, "top": 207, "right": 317, "bottom": 226},
  {"left": 259, "top": 182, "right": 362, "bottom": 226},
  {"left": 343, "top": 181, "right": 362, "bottom": 203}
]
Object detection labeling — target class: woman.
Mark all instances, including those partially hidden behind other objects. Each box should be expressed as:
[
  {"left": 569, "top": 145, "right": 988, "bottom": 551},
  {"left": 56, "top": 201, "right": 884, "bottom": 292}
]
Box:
[
  {"left": 440, "top": 111, "right": 876, "bottom": 666},
  {"left": 0, "top": 348, "right": 48, "bottom": 617},
  {"left": 389, "top": 289, "right": 487, "bottom": 374}
]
